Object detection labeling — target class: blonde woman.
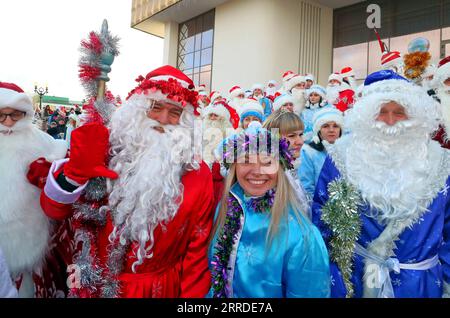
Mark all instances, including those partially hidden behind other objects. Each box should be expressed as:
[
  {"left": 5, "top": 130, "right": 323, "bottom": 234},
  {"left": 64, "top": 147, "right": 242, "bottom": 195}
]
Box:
[
  {"left": 263, "top": 109, "right": 311, "bottom": 216},
  {"left": 208, "top": 122, "right": 329, "bottom": 298}
]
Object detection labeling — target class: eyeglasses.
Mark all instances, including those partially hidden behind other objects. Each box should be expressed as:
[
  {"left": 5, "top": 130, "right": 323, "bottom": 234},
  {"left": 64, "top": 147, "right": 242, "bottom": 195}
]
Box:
[{"left": 0, "top": 111, "right": 26, "bottom": 123}]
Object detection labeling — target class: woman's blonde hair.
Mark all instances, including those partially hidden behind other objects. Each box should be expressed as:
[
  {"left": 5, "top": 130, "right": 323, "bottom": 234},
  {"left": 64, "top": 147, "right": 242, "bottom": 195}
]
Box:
[
  {"left": 263, "top": 109, "right": 304, "bottom": 135},
  {"left": 211, "top": 162, "right": 307, "bottom": 248}
]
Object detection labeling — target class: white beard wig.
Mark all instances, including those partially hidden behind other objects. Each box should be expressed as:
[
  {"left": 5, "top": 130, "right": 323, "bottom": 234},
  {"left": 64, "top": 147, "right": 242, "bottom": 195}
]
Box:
[
  {"left": 326, "top": 85, "right": 340, "bottom": 104},
  {"left": 0, "top": 116, "right": 66, "bottom": 278},
  {"left": 265, "top": 87, "right": 277, "bottom": 97},
  {"left": 202, "top": 117, "right": 233, "bottom": 164},
  {"left": 329, "top": 78, "right": 445, "bottom": 224},
  {"left": 436, "top": 87, "right": 450, "bottom": 136},
  {"left": 229, "top": 97, "right": 246, "bottom": 110},
  {"left": 106, "top": 93, "right": 200, "bottom": 272},
  {"left": 291, "top": 88, "right": 306, "bottom": 115}
]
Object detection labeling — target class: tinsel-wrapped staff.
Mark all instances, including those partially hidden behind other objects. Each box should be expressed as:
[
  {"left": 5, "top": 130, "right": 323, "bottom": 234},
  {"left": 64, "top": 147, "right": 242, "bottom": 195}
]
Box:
[
  {"left": 67, "top": 19, "right": 120, "bottom": 298},
  {"left": 78, "top": 19, "right": 119, "bottom": 124}
]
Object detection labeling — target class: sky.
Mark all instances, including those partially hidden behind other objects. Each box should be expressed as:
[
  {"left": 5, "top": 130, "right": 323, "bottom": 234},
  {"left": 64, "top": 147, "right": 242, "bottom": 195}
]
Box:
[{"left": 0, "top": 0, "right": 164, "bottom": 101}]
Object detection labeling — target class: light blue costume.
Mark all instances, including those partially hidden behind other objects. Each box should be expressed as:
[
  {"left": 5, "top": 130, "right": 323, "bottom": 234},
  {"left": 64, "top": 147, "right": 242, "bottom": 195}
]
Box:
[
  {"left": 298, "top": 143, "right": 327, "bottom": 197},
  {"left": 259, "top": 97, "right": 273, "bottom": 117},
  {"left": 208, "top": 182, "right": 331, "bottom": 298},
  {"left": 301, "top": 103, "right": 334, "bottom": 142}
]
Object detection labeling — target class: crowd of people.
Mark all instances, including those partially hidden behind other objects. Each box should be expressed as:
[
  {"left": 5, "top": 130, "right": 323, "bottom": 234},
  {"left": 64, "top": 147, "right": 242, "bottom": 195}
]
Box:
[{"left": 1, "top": 40, "right": 450, "bottom": 298}]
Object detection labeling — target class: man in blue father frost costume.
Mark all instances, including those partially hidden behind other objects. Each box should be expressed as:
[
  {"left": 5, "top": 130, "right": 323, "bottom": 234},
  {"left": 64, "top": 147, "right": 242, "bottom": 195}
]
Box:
[{"left": 312, "top": 70, "right": 450, "bottom": 298}]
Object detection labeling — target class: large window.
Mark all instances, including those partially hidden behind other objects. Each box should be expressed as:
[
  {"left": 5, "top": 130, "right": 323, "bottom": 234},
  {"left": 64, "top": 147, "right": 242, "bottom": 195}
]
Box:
[
  {"left": 177, "top": 10, "right": 214, "bottom": 92},
  {"left": 332, "top": 0, "right": 450, "bottom": 79}
]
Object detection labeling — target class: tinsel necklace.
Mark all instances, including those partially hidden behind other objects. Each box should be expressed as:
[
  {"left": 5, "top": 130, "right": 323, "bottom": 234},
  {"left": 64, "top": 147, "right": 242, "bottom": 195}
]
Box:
[{"left": 211, "top": 189, "right": 275, "bottom": 298}]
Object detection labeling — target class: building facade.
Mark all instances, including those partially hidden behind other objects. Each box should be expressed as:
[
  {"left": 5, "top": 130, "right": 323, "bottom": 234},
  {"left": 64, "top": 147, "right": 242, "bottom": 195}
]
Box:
[{"left": 131, "top": 0, "right": 450, "bottom": 93}]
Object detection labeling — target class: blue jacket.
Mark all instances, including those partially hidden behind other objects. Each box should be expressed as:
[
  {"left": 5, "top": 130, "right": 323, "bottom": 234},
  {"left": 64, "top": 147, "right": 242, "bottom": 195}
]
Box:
[
  {"left": 259, "top": 97, "right": 273, "bottom": 117},
  {"left": 208, "top": 182, "right": 330, "bottom": 298},
  {"left": 298, "top": 143, "right": 327, "bottom": 197}
]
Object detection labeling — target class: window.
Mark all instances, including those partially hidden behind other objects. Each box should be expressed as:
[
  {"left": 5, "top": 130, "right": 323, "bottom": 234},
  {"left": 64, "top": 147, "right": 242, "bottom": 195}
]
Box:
[
  {"left": 177, "top": 10, "right": 214, "bottom": 92},
  {"left": 333, "top": 0, "right": 450, "bottom": 78}
]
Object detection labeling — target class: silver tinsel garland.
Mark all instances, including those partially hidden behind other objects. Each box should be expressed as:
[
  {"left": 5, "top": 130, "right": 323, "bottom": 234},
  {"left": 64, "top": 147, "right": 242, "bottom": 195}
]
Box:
[{"left": 321, "top": 178, "right": 362, "bottom": 298}]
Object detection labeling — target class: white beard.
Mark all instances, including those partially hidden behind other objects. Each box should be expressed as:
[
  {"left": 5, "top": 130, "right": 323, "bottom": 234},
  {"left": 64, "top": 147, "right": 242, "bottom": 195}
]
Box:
[
  {"left": 331, "top": 119, "right": 445, "bottom": 224},
  {"left": 202, "top": 118, "right": 234, "bottom": 165},
  {"left": 326, "top": 85, "right": 340, "bottom": 104},
  {"left": 265, "top": 87, "right": 277, "bottom": 97},
  {"left": 107, "top": 95, "right": 199, "bottom": 272},
  {"left": 437, "top": 88, "right": 450, "bottom": 135},
  {"left": 291, "top": 88, "right": 306, "bottom": 115},
  {"left": 229, "top": 97, "right": 245, "bottom": 110},
  {"left": 0, "top": 120, "right": 67, "bottom": 276}
]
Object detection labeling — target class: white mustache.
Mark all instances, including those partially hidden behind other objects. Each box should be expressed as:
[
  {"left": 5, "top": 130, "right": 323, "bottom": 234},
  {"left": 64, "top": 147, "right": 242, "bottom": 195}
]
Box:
[{"left": 373, "top": 120, "right": 413, "bottom": 137}]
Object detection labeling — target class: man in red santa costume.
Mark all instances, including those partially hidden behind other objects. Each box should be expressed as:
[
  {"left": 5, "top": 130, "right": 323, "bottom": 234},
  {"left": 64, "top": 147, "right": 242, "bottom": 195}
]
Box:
[
  {"left": 326, "top": 73, "right": 355, "bottom": 112},
  {"left": 340, "top": 66, "right": 358, "bottom": 92},
  {"left": 285, "top": 74, "right": 307, "bottom": 116},
  {"left": 39, "top": 66, "right": 215, "bottom": 298},
  {"left": 433, "top": 56, "right": 450, "bottom": 149},
  {"left": 228, "top": 85, "right": 245, "bottom": 110},
  {"left": 0, "top": 82, "right": 68, "bottom": 297},
  {"left": 202, "top": 102, "right": 237, "bottom": 208}
]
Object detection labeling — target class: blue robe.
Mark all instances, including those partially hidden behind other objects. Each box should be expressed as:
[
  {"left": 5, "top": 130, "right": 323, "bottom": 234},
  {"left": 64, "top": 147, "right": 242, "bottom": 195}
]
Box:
[
  {"left": 208, "top": 182, "right": 330, "bottom": 298},
  {"left": 312, "top": 155, "right": 450, "bottom": 298},
  {"left": 298, "top": 144, "right": 327, "bottom": 197}
]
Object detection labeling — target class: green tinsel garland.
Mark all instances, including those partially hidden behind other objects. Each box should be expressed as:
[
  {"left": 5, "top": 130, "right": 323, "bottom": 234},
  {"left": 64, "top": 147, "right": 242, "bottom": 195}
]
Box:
[{"left": 321, "top": 178, "right": 362, "bottom": 298}]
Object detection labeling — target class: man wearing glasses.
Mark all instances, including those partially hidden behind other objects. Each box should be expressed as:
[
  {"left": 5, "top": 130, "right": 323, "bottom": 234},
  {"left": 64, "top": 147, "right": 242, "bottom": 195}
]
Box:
[{"left": 0, "top": 82, "right": 68, "bottom": 297}]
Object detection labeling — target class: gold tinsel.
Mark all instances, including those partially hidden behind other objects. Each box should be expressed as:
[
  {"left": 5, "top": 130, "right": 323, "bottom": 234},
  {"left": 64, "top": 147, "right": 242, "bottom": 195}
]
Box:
[{"left": 403, "top": 51, "right": 431, "bottom": 80}]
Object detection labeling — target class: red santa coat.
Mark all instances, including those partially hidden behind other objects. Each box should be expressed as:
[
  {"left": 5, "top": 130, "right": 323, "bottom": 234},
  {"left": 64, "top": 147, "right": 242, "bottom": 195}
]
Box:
[
  {"left": 40, "top": 160, "right": 215, "bottom": 298},
  {"left": 334, "top": 89, "right": 355, "bottom": 112}
]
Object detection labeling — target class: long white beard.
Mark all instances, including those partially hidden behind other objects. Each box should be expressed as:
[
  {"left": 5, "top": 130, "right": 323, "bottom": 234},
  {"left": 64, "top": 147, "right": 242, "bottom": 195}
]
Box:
[
  {"left": 0, "top": 121, "right": 66, "bottom": 276},
  {"left": 107, "top": 95, "right": 199, "bottom": 272},
  {"left": 437, "top": 88, "right": 450, "bottom": 135},
  {"left": 291, "top": 88, "right": 306, "bottom": 115},
  {"left": 337, "top": 119, "right": 443, "bottom": 224},
  {"left": 202, "top": 118, "right": 233, "bottom": 164},
  {"left": 265, "top": 87, "right": 277, "bottom": 97},
  {"left": 326, "top": 85, "right": 340, "bottom": 104},
  {"left": 229, "top": 97, "right": 245, "bottom": 110}
]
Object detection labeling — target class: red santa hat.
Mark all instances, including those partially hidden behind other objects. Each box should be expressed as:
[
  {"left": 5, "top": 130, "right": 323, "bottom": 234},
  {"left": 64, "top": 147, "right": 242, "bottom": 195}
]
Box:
[
  {"left": 203, "top": 103, "right": 231, "bottom": 121},
  {"left": 373, "top": 28, "right": 402, "bottom": 69},
  {"left": 126, "top": 65, "right": 200, "bottom": 115},
  {"left": 210, "top": 90, "right": 222, "bottom": 103},
  {"left": 328, "top": 73, "right": 342, "bottom": 83},
  {"left": 282, "top": 71, "right": 296, "bottom": 83},
  {"left": 340, "top": 67, "right": 355, "bottom": 78},
  {"left": 434, "top": 56, "right": 450, "bottom": 85},
  {"left": 286, "top": 74, "right": 306, "bottom": 92},
  {"left": 229, "top": 86, "right": 244, "bottom": 99},
  {"left": 196, "top": 84, "right": 206, "bottom": 92},
  {"left": 0, "top": 82, "right": 34, "bottom": 115}
]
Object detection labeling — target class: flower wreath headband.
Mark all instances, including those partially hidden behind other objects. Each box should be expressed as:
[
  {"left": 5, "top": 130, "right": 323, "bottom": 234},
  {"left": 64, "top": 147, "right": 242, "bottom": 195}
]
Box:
[{"left": 217, "top": 122, "right": 295, "bottom": 171}]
